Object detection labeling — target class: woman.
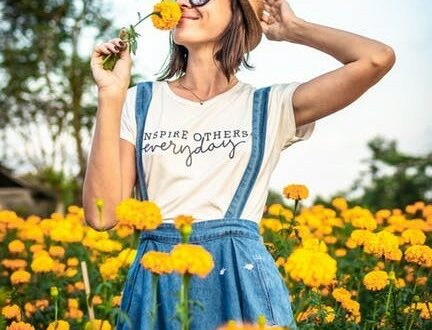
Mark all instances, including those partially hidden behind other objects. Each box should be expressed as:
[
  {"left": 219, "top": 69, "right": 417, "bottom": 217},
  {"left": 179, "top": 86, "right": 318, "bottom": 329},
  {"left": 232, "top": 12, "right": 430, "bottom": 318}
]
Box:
[{"left": 84, "top": 0, "right": 395, "bottom": 328}]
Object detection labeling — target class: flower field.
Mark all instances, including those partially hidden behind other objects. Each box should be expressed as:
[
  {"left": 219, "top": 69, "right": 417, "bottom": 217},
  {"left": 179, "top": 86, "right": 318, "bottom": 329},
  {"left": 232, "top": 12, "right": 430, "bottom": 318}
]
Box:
[{"left": 0, "top": 184, "right": 431, "bottom": 330}]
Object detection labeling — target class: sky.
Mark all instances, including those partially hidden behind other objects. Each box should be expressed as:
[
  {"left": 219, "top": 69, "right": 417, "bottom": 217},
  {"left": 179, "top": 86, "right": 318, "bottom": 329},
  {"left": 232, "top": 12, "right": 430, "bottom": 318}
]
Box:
[{"left": 107, "top": 0, "right": 432, "bottom": 206}]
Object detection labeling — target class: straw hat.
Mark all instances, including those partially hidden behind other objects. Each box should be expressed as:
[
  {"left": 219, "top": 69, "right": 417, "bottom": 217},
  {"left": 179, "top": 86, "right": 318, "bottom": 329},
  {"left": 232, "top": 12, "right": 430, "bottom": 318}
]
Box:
[{"left": 238, "top": 0, "right": 264, "bottom": 51}]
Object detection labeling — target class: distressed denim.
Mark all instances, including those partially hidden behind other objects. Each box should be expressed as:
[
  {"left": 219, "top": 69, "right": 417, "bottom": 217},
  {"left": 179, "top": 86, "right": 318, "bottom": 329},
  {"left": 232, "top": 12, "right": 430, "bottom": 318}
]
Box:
[{"left": 115, "top": 81, "right": 298, "bottom": 329}]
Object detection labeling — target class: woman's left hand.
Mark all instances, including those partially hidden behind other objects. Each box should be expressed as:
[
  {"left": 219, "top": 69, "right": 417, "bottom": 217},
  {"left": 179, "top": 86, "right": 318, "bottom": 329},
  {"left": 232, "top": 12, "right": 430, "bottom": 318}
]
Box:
[{"left": 260, "top": 0, "right": 301, "bottom": 42}]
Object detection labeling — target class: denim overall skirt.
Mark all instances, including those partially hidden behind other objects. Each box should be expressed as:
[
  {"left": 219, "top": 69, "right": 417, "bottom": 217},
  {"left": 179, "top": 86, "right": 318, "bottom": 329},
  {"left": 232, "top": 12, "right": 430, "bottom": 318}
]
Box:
[{"left": 115, "top": 82, "right": 297, "bottom": 330}]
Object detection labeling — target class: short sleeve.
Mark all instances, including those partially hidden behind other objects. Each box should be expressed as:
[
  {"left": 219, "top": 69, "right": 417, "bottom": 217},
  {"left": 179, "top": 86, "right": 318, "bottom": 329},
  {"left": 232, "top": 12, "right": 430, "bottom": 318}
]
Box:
[
  {"left": 120, "top": 86, "right": 137, "bottom": 146},
  {"left": 269, "top": 82, "right": 316, "bottom": 151}
]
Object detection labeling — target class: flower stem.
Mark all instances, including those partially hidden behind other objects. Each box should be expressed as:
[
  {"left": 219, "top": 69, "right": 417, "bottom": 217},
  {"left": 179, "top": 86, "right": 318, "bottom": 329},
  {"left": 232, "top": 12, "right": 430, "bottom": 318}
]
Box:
[
  {"left": 133, "top": 12, "right": 160, "bottom": 29},
  {"left": 180, "top": 274, "right": 191, "bottom": 330}
]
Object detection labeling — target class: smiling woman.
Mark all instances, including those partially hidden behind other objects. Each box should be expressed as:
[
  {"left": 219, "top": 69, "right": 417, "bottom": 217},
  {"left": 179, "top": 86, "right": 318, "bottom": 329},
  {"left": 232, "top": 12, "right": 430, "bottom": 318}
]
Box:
[{"left": 83, "top": 0, "right": 395, "bottom": 328}]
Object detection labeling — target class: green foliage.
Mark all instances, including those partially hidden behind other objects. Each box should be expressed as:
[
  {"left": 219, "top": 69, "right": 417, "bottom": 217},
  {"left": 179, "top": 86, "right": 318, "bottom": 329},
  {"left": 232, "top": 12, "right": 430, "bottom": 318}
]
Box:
[{"left": 346, "top": 136, "right": 432, "bottom": 211}]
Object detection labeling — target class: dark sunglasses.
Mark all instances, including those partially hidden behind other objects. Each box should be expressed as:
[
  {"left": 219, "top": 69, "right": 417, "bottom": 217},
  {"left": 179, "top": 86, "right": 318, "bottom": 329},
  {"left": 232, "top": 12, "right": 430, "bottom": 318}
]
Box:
[{"left": 188, "top": 0, "right": 211, "bottom": 7}]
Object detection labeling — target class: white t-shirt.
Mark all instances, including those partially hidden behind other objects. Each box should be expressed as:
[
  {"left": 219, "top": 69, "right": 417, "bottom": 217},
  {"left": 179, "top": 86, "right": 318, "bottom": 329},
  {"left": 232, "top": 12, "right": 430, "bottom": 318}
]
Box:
[{"left": 120, "top": 80, "right": 315, "bottom": 224}]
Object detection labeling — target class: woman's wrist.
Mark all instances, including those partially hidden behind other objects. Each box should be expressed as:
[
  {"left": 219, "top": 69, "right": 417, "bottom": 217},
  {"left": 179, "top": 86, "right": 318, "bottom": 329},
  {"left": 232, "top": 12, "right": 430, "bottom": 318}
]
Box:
[
  {"left": 282, "top": 17, "right": 309, "bottom": 44},
  {"left": 98, "top": 87, "right": 127, "bottom": 103}
]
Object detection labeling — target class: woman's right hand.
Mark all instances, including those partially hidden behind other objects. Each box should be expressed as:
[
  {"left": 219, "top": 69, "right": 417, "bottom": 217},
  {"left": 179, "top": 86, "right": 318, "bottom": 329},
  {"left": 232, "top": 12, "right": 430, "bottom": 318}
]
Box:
[{"left": 90, "top": 38, "right": 132, "bottom": 95}]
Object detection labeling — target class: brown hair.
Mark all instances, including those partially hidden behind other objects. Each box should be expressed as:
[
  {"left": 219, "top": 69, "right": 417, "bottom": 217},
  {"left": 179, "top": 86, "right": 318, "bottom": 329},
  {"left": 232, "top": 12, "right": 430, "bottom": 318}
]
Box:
[{"left": 156, "top": 0, "right": 255, "bottom": 84}]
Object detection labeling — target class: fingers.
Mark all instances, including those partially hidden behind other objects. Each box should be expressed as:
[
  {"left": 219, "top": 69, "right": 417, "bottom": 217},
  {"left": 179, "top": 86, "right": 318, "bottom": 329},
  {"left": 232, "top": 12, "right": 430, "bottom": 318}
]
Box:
[{"left": 93, "top": 39, "right": 128, "bottom": 58}]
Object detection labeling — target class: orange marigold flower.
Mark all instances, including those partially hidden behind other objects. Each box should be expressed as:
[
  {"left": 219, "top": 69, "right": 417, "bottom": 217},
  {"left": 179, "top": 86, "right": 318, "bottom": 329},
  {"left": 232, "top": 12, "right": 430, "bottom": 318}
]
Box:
[
  {"left": 115, "top": 198, "right": 162, "bottom": 230},
  {"left": 170, "top": 243, "right": 214, "bottom": 278},
  {"left": 174, "top": 214, "right": 194, "bottom": 229},
  {"left": 10, "top": 270, "right": 31, "bottom": 285},
  {"left": 6, "top": 321, "right": 35, "bottom": 330},
  {"left": 283, "top": 184, "right": 309, "bottom": 200},
  {"left": 8, "top": 240, "right": 25, "bottom": 254},
  {"left": 404, "top": 245, "right": 432, "bottom": 267},
  {"left": 141, "top": 251, "right": 173, "bottom": 275},
  {"left": 46, "top": 320, "right": 70, "bottom": 330},
  {"left": 2, "top": 304, "right": 22, "bottom": 320},
  {"left": 151, "top": 0, "right": 182, "bottom": 30}
]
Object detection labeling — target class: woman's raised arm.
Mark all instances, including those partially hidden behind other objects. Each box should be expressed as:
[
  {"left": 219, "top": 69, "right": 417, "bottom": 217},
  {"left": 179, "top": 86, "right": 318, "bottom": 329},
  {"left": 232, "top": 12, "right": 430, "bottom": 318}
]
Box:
[{"left": 260, "top": 0, "right": 396, "bottom": 127}]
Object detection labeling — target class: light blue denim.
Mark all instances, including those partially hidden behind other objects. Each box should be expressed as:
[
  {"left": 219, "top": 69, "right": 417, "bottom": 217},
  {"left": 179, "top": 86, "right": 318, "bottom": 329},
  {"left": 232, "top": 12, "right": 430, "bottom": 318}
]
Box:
[{"left": 115, "top": 81, "right": 298, "bottom": 330}]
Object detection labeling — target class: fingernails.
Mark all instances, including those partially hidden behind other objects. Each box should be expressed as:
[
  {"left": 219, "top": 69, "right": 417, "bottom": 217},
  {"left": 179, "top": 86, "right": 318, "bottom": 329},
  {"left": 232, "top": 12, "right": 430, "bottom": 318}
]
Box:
[
  {"left": 118, "top": 40, "right": 125, "bottom": 46},
  {"left": 114, "top": 45, "right": 119, "bottom": 51}
]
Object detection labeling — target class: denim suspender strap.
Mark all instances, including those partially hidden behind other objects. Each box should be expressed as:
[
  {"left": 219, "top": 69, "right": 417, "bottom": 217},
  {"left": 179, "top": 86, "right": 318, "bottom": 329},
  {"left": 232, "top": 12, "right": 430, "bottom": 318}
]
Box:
[
  {"left": 224, "top": 86, "right": 271, "bottom": 219},
  {"left": 134, "top": 81, "right": 153, "bottom": 201}
]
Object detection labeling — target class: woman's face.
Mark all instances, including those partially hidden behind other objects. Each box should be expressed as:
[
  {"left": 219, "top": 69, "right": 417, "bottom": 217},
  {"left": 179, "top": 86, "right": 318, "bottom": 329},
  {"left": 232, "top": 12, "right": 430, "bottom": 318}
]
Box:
[{"left": 172, "top": 0, "right": 233, "bottom": 50}]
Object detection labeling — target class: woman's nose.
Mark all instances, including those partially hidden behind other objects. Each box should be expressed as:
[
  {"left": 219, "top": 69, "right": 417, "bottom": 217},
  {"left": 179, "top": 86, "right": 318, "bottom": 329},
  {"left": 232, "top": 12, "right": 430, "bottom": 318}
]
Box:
[{"left": 176, "top": 0, "right": 192, "bottom": 8}]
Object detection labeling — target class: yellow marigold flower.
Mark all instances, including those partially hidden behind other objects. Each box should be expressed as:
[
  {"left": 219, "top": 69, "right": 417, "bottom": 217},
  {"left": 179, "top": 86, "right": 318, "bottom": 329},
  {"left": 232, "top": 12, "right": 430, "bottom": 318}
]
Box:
[
  {"left": 216, "top": 320, "right": 285, "bottom": 329},
  {"left": 332, "top": 287, "right": 352, "bottom": 303},
  {"left": 50, "top": 218, "right": 84, "bottom": 243},
  {"left": 323, "top": 236, "right": 337, "bottom": 244},
  {"left": 284, "top": 247, "right": 336, "bottom": 287},
  {"left": 68, "top": 298, "right": 79, "bottom": 309},
  {"left": 115, "top": 198, "right": 162, "bottom": 230},
  {"left": 345, "top": 238, "right": 358, "bottom": 249},
  {"left": 66, "top": 258, "right": 79, "bottom": 267},
  {"left": 401, "top": 228, "right": 426, "bottom": 245},
  {"left": 331, "top": 197, "right": 348, "bottom": 211},
  {"left": 24, "top": 303, "right": 35, "bottom": 318},
  {"left": 84, "top": 319, "right": 112, "bottom": 330},
  {"left": 92, "top": 295, "right": 103, "bottom": 305},
  {"left": 414, "top": 201, "right": 425, "bottom": 210},
  {"left": 68, "top": 205, "right": 81, "bottom": 214},
  {"left": 65, "top": 307, "right": 83, "bottom": 320},
  {"left": 335, "top": 248, "right": 347, "bottom": 257},
  {"left": 283, "top": 184, "right": 309, "bottom": 200},
  {"left": 260, "top": 218, "right": 282, "bottom": 232},
  {"left": 99, "top": 257, "right": 122, "bottom": 280},
  {"left": 302, "top": 238, "right": 328, "bottom": 253},
  {"left": 296, "top": 305, "right": 335, "bottom": 324},
  {"left": 363, "top": 270, "right": 389, "bottom": 291},
  {"left": 65, "top": 267, "right": 78, "bottom": 278},
  {"left": 416, "top": 276, "right": 428, "bottom": 286},
  {"left": 349, "top": 229, "right": 374, "bottom": 246},
  {"left": 363, "top": 230, "right": 402, "bottom": 261},
  {"left": 49, "top": 246, "right": 65, "bottom": 258},
  {"left": 47, "top": 320, "right": 70, "bottom": 330},
  {"left": 141, "top": 251, "right": 173, "bottom": 275},
  {"left": 1, "top": 259, "right": 27, "bottom": 270},
  {"left": 2, "top": 304, "right": 21, "bottom": 320},
  {"left": 375, "top": 209, "right": 391, "bottom": 220},
  {"left": 118, "top": 248, "right": 137, "bottom": 266},
  {"left": 275, "top": 256, "right": 285, "bottom": 267},
  {"left": 115, "top": 224, "right": 134, "bottom": 238},
  {"left": 151, "top": 0, "right": 182, "bottom": 30},
  {"left": 341, "top": 299, "right": 361, "bottom": 317},
  {"left": 31, "top": 254, "right": 54, "bottom": 273},
  {"left": 29, "top": 244, "right": 44, "bottom": 253},
  {"left": 6, "top": 321, "right": 35, "bottom": 330},
  {"left": 10, "top": 270, "right": 31, "bottom": 285},
  {"left": 405, "top": 204, "right": 417, "bottom": 215},
  {"left": 112, "top": 295, "right": 121, "bottom": 307},
  {"left": 342, "top": 206, "right": 377, "bottom": 230},
  {"left": 35, "top": 299, "right": 49, "bottom": 310},
  {"left": 174, "top": 214, "right": 194, "bottom": 230},
  {"left": 93, "top": 239, "right": 122, "bottom": 253},
  {"left": 267, "top": 204, "right": 284, "bottom": 217},
  {"left": 404, "top": 245, "right": 432, "bottom": 267},
  {"left": 403, "top": 302, "right": 432, "bottom": 320},
  {"left": 8, "top": 240, "right": 25, "bottom": 254},
  {"left": 395, "top": 277, "right": 406, "bottom": 288},
  {"left": 170, "top": 243, "right": 214, "bottom": 278}
]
